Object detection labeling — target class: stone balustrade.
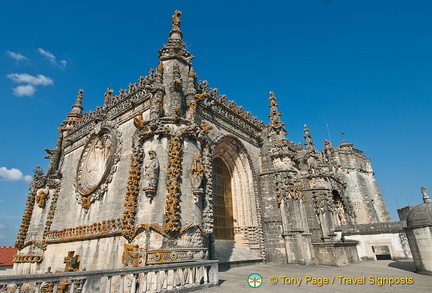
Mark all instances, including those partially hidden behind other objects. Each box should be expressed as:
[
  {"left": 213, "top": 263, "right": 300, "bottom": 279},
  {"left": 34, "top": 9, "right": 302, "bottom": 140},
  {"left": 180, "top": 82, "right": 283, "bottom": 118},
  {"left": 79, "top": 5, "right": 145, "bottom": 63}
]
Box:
[{"left": 0, "top": 260, "right": 218, "bottom": 293}]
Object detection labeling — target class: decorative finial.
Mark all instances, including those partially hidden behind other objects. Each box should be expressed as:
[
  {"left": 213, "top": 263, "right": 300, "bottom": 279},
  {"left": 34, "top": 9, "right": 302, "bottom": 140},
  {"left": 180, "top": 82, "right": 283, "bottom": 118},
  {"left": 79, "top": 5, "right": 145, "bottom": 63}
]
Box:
[
  {"left": 69, "top": 89, "right": 84, "bottom": 117},
  {"left": 421, "top": 187, "right": 432, "bottom": 203},
  {"left": 172, "top": 10, "right": 182, "bottom": 31},
  {"left": 76, "top": 89, "right": 83, "bottom": 101},
  {"left": 267, "top": 91, "right": 286, "bottom": 135},
  {"left": 104, "top": 88, "right": 113, "bottom": 104},
  {"left": 60, "top": 89, "right": 84, "bottom": 130},
  {"left": 303, "top": 124, "right": 315, "bottom": 148},
  {"left": 324, "top": 139, "right": 332, "bottom": 148}
]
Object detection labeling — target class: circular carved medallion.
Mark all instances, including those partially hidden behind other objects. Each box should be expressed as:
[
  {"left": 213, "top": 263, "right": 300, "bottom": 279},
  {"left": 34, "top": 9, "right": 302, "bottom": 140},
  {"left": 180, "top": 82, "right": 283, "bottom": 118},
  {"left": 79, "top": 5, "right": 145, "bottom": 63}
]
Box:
[{"left": 76, "top": 127, "right": 120, "bottom": 208}]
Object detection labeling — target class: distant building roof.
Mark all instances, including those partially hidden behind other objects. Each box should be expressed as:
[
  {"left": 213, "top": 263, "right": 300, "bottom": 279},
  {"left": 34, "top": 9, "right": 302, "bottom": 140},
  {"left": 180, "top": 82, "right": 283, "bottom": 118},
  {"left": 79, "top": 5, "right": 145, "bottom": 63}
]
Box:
[{"left": 0, "top": 246, "right": 17, "bottom": 266}]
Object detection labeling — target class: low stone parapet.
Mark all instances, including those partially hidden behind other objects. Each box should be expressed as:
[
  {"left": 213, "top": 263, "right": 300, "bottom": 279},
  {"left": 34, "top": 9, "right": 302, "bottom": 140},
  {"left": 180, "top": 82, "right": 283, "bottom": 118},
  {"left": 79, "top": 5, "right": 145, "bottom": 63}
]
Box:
[
  {"left": 0, "top": 260, "right": 218, "bottom": 292},
  {"left": 338, "top": 222, "right": 406, "bottom": 235}
]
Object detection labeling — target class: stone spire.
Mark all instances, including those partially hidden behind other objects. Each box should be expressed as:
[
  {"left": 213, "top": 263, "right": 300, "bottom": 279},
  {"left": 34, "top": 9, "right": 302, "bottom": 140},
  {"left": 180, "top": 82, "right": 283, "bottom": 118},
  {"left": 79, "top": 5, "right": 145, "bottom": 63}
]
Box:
[
  {"left": 158, "top": 10, "right": 194, "bottom": 65},
  {"left": 69, "top": 89, "right": 83, "bottom": 117},
  {"left": 303, "top": 124, "right": 315, "bottom": 149},
  {"left": 60, "top": 89, "right": 84, "bottom": 130},
  {"left": 267, "top": 91, "right": 287, "bottom": 137}
]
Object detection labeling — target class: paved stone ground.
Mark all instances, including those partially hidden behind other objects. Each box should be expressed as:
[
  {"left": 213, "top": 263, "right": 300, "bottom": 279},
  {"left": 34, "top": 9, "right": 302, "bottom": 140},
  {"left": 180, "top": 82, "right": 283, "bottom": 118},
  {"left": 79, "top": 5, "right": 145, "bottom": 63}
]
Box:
[{"left": 204, "top": 260, "right": 431, "bottom": 293}]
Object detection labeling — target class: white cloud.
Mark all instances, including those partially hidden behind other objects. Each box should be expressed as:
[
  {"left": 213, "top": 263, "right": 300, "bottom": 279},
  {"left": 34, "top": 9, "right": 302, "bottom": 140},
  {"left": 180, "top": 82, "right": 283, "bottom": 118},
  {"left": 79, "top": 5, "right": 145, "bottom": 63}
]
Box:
[
  {"left": 7, "top": 73, "right": 53, "bottom": 86},
  {"left": 6, "top": 51, "right": 28, "bottom": 61},
  {"left": 0, "top": 224, "right": 5, "bottom": 229},
  {"left": 13, "top": 84, "right": 36, "bottom": 96},
  {"left": 38, "top": 48, "right": 56, "bottom": 64},
  {"left": 38, "top": 48, "right": 66, "bottom": 68},
  {"left": 0, "top": 167, "right": 32, "bottom": 182}
]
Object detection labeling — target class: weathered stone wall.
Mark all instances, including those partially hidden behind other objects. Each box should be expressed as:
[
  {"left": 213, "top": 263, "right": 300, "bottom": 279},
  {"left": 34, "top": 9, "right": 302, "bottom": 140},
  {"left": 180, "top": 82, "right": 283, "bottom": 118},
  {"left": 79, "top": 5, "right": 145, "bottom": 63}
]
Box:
[
  {"left": 331, "top": 143, "right": 391, "bottom": 224},
  {"left": 313, "top": 241, "right": 359, "bottom": 266},
  {"left": 258, "top": 140, "right": 287, "bottom": 263}
]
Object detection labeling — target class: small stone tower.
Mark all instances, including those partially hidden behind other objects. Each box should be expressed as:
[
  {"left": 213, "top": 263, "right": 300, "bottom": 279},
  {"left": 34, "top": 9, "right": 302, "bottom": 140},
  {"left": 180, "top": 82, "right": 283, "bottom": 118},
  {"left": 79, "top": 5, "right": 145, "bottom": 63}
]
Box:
[{"left": 405, "top": 187, "right": 432, "bottom": 275}]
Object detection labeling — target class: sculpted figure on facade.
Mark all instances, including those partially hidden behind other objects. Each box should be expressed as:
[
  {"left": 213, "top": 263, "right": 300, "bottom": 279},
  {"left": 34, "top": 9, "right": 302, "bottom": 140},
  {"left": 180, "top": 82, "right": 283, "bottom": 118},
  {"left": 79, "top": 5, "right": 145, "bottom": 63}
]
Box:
[
  {"left": 335, "top": 200, "right": 347, "bottom": 225},
  {"left": 191, "top": 154, "right": 204, "bottom": 189},
  {"left": 143, "top": 150, "right": 159, "bottom": 201}
]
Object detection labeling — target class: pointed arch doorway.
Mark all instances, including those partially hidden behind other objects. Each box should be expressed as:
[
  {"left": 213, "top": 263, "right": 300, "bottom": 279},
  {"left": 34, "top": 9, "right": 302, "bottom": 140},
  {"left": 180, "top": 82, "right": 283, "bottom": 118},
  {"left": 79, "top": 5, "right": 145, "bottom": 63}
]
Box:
[
  {"left": 213, "top": 157, "right": 234, "bottom": 240},
  {"left": 211, "top": 136, "right": 263, "bottom": 263}
]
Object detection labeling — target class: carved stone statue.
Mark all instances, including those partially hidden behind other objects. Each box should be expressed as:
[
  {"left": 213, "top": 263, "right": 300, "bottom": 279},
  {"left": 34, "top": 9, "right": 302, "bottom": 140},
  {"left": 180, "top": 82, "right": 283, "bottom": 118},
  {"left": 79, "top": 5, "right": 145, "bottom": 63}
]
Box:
[
  {"left": 143, "top": 151, "right": 159, "bottom": 201},
  {"left": 421, "top": 186, "right": 431, "bottom": 203},
  {"left": 335, "top": 201, "right": 347, "bottom": 225},
  {"left": 35, "top": 188, "right": 49, "bottom": 208},
  {"left": 191, "top": 154, "right": 204, "bottom": 190},
  {"left": 191, "top": 154, "right": 205, "bottom": 203},
  {"left": 172, "top": 10, "right": 181, "bottom": 31}
]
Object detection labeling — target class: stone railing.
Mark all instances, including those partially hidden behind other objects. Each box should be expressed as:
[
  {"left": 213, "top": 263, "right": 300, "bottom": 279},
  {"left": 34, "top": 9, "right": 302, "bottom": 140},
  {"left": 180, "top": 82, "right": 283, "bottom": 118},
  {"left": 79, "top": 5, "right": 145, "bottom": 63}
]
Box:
[{"left": 0, "top": 260, "right": 218, "bottom": 293}]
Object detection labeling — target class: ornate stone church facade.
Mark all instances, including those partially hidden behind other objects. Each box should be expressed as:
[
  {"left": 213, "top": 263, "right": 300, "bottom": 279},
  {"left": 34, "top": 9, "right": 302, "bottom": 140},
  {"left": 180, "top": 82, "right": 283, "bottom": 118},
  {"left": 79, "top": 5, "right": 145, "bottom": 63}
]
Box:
[{"left": 13, "top": 11, "right": 405, "bottom": 275}]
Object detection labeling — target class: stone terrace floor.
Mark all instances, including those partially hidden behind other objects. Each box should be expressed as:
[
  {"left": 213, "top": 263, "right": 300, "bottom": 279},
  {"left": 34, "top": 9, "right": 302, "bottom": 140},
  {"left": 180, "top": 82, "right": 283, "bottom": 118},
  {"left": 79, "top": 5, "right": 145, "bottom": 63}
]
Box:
[{"left": 203, "top": 260, "right": 431, "bottom": 293}]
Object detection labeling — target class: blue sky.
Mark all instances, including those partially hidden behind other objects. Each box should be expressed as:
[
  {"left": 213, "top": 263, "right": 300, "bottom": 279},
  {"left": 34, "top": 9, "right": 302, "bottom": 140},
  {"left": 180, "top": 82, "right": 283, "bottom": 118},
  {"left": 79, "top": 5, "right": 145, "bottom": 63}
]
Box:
[{"left": 0, "top": 0, "right": 431, "bottom": 245}]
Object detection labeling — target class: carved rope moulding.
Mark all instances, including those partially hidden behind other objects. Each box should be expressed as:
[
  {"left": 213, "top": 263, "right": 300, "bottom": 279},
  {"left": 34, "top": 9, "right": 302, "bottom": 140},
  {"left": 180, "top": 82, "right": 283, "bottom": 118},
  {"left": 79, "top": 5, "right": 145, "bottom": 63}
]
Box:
[{"left": 76, "top": 126, "right": 121, "bottom": 208}]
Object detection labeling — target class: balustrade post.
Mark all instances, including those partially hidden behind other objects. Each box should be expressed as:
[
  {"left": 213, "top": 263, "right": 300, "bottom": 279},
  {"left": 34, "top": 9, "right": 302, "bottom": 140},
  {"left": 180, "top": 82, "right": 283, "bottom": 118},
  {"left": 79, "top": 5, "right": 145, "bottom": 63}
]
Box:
[
  {"left": 52, "top": 281, "right": 59, "bottom": 292},
  {"left": 14, "top": 283, "right": 21, "bottom": 293},
  {"left": 35, "top": 282, "right": 42, "bottom": 293},
  {"left": 140, "top": 272, "right": 147, "bottom": 293},
  {"left": 152, "top": 271, "right": 158, "bottom": 292},
  {"left": 119, "top": 275, "right": 125, "bottom": 293},
  {"left": 179, "top": 268, "right": 185, "bottom": 287},
  {"left": 162, "top": 270, "right": 168, "bottom": 290},
  {"left": 203, "top": 266, "right": 208, "bottom": 284},
  {"left": 106, "top": 276, "right": 112, "bottom": 293},
  {"left": 81, "top": 279, "right": 87, "bottom": 293},
  {"left": 130, "top": 274, "right": 137, "bottom": 293}
]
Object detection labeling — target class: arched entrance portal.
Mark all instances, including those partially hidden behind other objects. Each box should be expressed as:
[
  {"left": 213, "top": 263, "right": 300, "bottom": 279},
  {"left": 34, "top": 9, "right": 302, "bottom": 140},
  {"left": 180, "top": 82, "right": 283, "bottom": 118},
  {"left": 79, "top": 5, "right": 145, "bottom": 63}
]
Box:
[{"left": 212, "top": 136, "right": 263, "bottom": 263}]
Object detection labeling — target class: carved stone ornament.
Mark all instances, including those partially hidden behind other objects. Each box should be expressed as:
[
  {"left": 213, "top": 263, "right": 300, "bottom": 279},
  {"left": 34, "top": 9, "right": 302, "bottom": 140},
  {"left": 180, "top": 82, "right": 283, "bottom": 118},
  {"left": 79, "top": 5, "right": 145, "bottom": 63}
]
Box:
[{"left": 76, "top": 126, "right": 121, "bottom": 209}]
